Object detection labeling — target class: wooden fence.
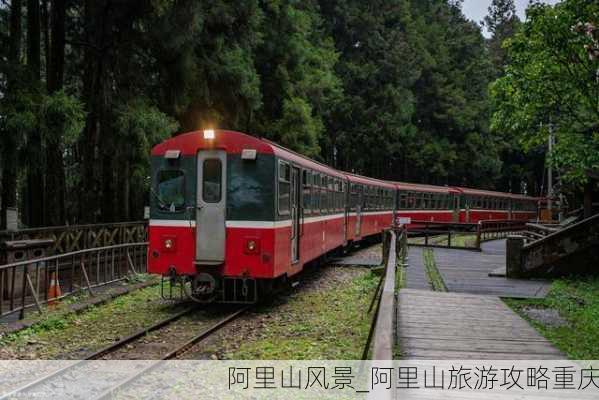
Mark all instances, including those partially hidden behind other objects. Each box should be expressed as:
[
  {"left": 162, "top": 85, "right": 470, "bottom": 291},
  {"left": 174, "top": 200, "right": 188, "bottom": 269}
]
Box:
[{"left": 0, "top": 222, "right": 148, "bottom": 255}]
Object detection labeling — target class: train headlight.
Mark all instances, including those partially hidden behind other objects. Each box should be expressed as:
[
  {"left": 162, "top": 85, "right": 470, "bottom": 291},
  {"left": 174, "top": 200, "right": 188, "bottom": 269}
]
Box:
[
  {"left": 164, "top": 239, "right": 174, "bottom": 249},
  {"left": 203, "top": 129, "right": 215, "bottom": 140}
]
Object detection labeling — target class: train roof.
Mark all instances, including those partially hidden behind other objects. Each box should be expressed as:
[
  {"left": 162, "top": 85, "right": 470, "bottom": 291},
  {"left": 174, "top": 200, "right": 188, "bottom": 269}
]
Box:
[
  {"left": 457, "top": 186, "right": 539, "bottom": 201},
  {"left": 151, "top": 130, "right": 273, "bottom": 156},
  {"left": 263, "top": 138, "right": 346, "bottom": 178},
  {"left": 344, "top": 172, "right": 398, "bottom": 189},
  {"left": 395, "top": 181, "right": 460, "bottom": 194},
  {"left": 151, "top": 130, "right": 345, "bottom": 177}
]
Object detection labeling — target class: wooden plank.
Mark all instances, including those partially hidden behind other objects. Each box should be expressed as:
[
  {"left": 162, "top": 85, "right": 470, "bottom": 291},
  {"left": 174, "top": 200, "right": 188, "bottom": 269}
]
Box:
[
  {"left": 397, "top": 289, "right": 563, "bottom": 360},
  {"left": 427, "top": 241, "right": 551, "bottom": 298}
]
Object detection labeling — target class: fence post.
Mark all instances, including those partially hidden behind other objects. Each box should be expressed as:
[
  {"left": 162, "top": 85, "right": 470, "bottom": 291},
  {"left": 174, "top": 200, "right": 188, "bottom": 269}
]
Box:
[
  {"left": 506, "top": 235, "right": 526, "bottom": 278},
  {"left": 475, "top": 222, "right": 482, "bottom": 249},
  {"left": 19, "top": 264, "right": 28, "bottom": 319}
]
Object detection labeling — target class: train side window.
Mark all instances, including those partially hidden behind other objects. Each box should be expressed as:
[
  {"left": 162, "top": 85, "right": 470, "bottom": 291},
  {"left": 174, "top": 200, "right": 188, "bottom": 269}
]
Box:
[
  {"left": 313, "top": 173, "right": 320, "bottom": 214},
  {"left": 399, "top": 192, "right": 407, "bottom": 209},
  {"left": 303, "top": 170, "right": 311, "bottom": 215},
  {"left": 278, "top": 161, "right": 291, "bottom": 215},
  {"left": 320, "top": 175, "right": 327, "bottom": 214},
  {"left": 337, "top": 180, "right": 342, "bottom": 212}
]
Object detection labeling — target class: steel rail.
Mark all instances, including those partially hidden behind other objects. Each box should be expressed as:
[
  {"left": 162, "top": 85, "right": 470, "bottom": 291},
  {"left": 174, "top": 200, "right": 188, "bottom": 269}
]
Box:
[
  {"left": 0, "top": 306, "right": 251, "bottom": 400},
  {"left": 0, "top": 306, "right": 196, "bottom": 400},
  {"left": 85, "top": 305, "right": 197, "bottom": 360},
  {"left": 91, "top": 305, "right": 252, "bottom": 400}
]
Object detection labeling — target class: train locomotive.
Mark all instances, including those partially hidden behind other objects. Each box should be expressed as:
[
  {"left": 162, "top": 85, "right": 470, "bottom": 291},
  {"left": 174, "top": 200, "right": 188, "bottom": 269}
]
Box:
[{"left": 148, "top": 129, "right": 539, "bottom": 303}]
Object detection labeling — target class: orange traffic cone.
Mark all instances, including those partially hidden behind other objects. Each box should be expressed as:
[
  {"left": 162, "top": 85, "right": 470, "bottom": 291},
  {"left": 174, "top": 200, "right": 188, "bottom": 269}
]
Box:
[{"left": 47, "top": 272, "right": 62, "bottom": 307}]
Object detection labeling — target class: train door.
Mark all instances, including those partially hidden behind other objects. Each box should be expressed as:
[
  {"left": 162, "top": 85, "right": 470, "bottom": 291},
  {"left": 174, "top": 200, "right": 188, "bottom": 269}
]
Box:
[
  {"left": 343, "top": 180, "right": 349, "bottom": 241},
  {"left": 290, "top": 166, "right": 301, "bottom": 263},
  {"left": 356, "top": 186, "right": 362, "bottom": 237},
  {"left": 196, "top": 150, "right": 226, "bottom": 264}
]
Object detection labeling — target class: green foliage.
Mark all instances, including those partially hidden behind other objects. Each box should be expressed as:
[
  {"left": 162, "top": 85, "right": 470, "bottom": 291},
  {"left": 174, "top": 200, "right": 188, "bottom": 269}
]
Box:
[
  {"left": 114, "top": 98, "right": 179, "bottom": 161},
  {"left": 254, "top": 0, "right": 342, "bottom": 158},
  {"left": 39, "top": 90, "right": 86, "bottom": 146},
  {"left": 114, "top": 98, "right": 180, "bottom": 189},
  {"left": 3, "top": 0, "right": 573, "bottom": 225},
  {"left": 271, "top": 97, "right": 323, "bottom": 158},
  {"left": 483, "top": 0, "right": 521, "bottom": 77},
  {"left": 491, "top": 0, "right": 599, "bottom": 186}
]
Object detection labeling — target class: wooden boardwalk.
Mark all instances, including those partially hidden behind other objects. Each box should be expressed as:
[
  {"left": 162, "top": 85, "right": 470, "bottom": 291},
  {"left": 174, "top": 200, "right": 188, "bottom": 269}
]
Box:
[
  {"left": 434, "top": 240, "right": 550, "bottom": 298},
  {"left": 397, "top": 289, "right": 563, "bottom": 359},
  {"left": 397, "top": 240, "right": 562, "bottom": 360},
  {"left": 405, "top": 247, "right": 432, "bottom": 291}
]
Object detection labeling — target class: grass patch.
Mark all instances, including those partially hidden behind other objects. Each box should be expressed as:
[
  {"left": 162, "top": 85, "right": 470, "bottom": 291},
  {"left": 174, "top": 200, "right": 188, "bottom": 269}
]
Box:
[
  {"left": 227, "top": 270, "right": 379, "bottom": 360},
  {"left": 0, "top": 281, "right": 187, "bottom": 359},
  {"left": 505, "top": 276, "right": 599, "bottom": 359},
  {"left": 423, "top": 249, "right": 447, "bottom": 292}
]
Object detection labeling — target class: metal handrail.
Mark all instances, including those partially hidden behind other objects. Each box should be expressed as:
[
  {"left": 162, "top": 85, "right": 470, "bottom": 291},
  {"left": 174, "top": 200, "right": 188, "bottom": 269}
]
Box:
[
  {"left": 0, "top": 242, "right": 148, "bottom": 319},
  {"left": 0, "top": 242, "right": 148, "bottom": 270}
]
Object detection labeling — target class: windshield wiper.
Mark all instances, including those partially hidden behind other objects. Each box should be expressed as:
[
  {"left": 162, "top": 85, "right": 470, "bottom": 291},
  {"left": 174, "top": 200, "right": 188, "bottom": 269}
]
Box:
[{"left": 150, "top": 187, "right": 168, "bottom": 210}]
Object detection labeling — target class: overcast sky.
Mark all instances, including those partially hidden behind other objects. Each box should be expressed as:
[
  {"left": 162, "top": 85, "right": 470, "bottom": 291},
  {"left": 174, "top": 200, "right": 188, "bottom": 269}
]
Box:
[{"left": 461, "top": 0, "right": 562, "bottom": 37}]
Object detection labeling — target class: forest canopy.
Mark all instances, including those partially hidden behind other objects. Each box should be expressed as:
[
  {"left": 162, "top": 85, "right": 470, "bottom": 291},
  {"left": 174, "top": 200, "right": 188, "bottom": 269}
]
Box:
[{"left": 0, "top": 0, "right": 596, "bottom": 227}]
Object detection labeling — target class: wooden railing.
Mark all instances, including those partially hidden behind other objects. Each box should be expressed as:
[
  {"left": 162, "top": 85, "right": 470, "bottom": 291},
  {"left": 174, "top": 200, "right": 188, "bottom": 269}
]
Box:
[
  {"left": 507, "top": 214, "right": 599, "bottom": 277},
  {"left": 478, "top": 220, "right": 528, "bottom": 243},
  {"left": 407, "top": 219, "right": 529, "bottom": 250},
  {"left": 407, "top": 221, "right": 479, "bottom": 250},
  {"left": 366, "top": 227, "right": 406, "bottom": 400},
  {"left": 0, "top": 222, "right": 148, "bottom": 255}
]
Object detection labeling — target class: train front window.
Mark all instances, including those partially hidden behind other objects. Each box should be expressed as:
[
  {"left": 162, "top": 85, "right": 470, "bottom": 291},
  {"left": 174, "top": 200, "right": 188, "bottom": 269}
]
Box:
[{"left": 157, "top": 170, "right": 185, "bottom": 211}]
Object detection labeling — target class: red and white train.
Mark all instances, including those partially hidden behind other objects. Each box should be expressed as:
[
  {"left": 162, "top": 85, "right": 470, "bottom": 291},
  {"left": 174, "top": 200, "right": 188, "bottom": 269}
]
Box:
[{"left": 148, "top": 130, "right": 539, "bottom": 302}]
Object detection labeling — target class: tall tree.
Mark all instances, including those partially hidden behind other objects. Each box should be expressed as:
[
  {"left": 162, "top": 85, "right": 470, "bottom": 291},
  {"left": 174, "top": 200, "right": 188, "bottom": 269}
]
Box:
[
  {"left": 254, "top": 0, "right": 341, "bottom": 159},
  {"left": 483, "top": 0, "right": 520, "bottom": 78},
  {"left": 1, "top": 0, "right": 22, "bottom": 229},
  {"left": 409, "top": 0, "right": 498, "bottom": 187},
  {"left": 44, "top": 0, "right": 66, "bottom": 225},
  {"left": 25, "top": 0, "right": 44, "bottom": 227},
  {"left": 319, "top": 0, "right": 421, "bottom": 176}
]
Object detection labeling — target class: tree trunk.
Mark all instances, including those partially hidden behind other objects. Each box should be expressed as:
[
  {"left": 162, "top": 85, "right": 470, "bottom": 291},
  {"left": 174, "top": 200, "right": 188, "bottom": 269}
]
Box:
[
  {"left": 41, "top": 0, "right": 49, "bottom": 76},
  {"left": 44, "top": 0, "right": 67, "bottom": 226},
  {"left": 26, "top": 0, "right": 44, "bottom": 227},
  {"left": 583, "top": 181, "right": 593, "bottom": 219},
  {"left": 80, "top": 0, "right": 109, "bottom": 223},
  {"left": 1, "top": 0, "right": 23, "bottom": 229},
  {"left": 123, "top": 160, "right": 130, "bottom": 221}
]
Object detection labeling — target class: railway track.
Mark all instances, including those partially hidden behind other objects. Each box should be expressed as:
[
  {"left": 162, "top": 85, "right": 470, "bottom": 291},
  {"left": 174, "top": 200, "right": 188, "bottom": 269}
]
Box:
[{"left": 0, "top": 305, "right": 251, "bottom": 400}]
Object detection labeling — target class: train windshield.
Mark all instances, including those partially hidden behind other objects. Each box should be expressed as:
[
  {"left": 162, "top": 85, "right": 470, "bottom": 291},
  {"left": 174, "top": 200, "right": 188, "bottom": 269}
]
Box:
[{"left": 157, "top": 170, "right": 185, "bottom": 211}]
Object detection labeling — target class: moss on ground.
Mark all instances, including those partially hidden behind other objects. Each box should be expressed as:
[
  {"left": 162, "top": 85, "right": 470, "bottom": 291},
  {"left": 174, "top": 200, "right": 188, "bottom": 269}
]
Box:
[
  {"left": 0, "top": 282, "right": 188, "bottom": 359},
  {"left": 422, "top": 249, "right": 447, "bottom": 292},
  {"left": 227, "top": 271, "right": 379, "bottom": 360},
  {"left": 505, "top": 276, "right": 599, "bottom": 359}
]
